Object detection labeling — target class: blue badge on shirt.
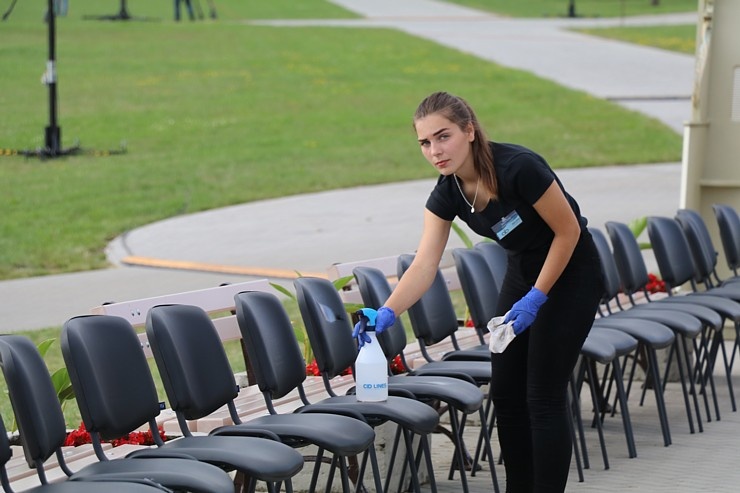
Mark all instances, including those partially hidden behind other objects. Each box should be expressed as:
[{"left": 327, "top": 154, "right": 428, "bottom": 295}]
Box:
[{"left": 491, "top": 210, "right": 522, "bottom": 240}]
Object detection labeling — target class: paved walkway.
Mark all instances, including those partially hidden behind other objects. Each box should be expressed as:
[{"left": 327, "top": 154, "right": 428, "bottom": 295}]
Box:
[{"left": 426, "top": 362, "right": 740, "bottom": 492}]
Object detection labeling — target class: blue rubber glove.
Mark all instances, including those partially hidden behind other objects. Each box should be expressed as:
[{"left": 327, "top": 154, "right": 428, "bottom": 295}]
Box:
[
  {"left": 352, "top": 307, "right": 396, "bottom": 348},
  {"left": 503, "top": 287, "right": 548, "bottom": 335}
]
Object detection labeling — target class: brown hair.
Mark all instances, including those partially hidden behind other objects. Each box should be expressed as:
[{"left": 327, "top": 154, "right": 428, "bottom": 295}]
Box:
[{"left": 413, "top": 91, "right": 497, "bottom": 198}]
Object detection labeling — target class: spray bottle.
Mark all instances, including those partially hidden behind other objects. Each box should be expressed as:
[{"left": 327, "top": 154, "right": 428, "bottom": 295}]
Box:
[{"left": 354, "top": 310, "right": 389, "bottom": 402}]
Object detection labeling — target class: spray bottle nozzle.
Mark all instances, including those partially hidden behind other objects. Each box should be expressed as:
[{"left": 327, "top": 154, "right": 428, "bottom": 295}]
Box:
[{"left": 355, "top": 308, "right": 378, "bottom": 328}]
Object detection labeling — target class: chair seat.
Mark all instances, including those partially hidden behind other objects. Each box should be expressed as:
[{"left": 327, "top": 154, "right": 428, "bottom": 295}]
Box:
[
  {"left": 593, "top": 318, "right": 674, "bottom": 349},
  {"left": 588, "top": 328, "right": 638, "bottom": 357},
  {"left": 660, "top": 294, "right": 740, "bottom": 322},
  {"left": 306, "top": 395, "right": 440, "bottom": 435},
  {"left": 696, "top": 285, "right": 740, "bottom": 302},
  {"left": 127, "top": 436, "right": 304, "bottom": 483},
  {"left": 28, "top": 482, "right": 167, "bottom": 493},
  {"left": 581, "top": 335, "right": 616, "bottom": 364},
  {"left": 606, "top": 309, "right": 703, "bottom": 338},
  {"left": 211, "top": 413, "right": 375, "bottom": 456},
  {"left": 411, "top": 360, "right": 491, "bottom": 386},
  {"left": 69, "top": 456, "right": 236, "bottom": 493},
  {"left": 388, "top": 375, "right": 484, "bottom": 414},
  {"left": 635, "top": 302, "right": 723, "bottom": 330},
  {"left": 442, "top": 345, "right": 491, "bottom": 361}
]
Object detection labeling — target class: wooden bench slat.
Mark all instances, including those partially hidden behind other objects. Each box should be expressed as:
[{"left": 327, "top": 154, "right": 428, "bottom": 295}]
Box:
[{"left": 91, "top": 279, "right": 272, "bottom": 327}]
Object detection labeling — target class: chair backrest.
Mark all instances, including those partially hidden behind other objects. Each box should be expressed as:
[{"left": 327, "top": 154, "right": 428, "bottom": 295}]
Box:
[
  {"left": 397, "top": 254, "right": 459, "bottom": 346},
  {"left": 146, "top": 304, "right": 239, "bottom": 422},
  {"left": 351, "top": 266, "right": 408, "bottom": 362},
  {"left": 234, "top": 290, "right": 308, "bottom": 400},
  {"left": 473, "top": 241, "right": 507, "bottom": 294},
  {"left": 61, "top": 315, "right": 162, "bottom": 441},
  {"left": 712, "top": 204, "right": 740, "bottom": 274},
  {"left": 294, "top": 277, "right": 358, "bottom": 380},
  {"left": 0, "top": 335, "right": 67, "bottom": 468},
  {"left": 675, "top": 209, "right": 718, "bottom": 284},
  {"left": 452, "top": 247, "right": 499, "bottom": 332},
  {"left": 588, "top": 227, "right": 623, "bottom": 305},
  {"left": 604, "top": 221, "right": 652, "bottom": 297},
  {"left": 647, "top": 216, "right": 698, "bottom": 291}
]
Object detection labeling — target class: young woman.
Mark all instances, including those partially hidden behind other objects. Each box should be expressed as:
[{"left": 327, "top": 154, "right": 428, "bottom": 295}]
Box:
[{"left": 356, "top": 91, "right": 603, "bottom": 492}]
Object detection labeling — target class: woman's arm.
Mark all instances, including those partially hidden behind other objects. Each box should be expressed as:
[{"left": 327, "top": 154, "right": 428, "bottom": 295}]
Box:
[
  {"left": 531, "top": 181, "right": 582, "bottom": 294},
  {"left": 383, "top": 209, "right": 452, "bottom": 315}
]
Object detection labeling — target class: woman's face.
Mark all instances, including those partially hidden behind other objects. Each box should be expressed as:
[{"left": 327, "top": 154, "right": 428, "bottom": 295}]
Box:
[{"left": 415, "top": 113, "right": 474, "bottom": 176}]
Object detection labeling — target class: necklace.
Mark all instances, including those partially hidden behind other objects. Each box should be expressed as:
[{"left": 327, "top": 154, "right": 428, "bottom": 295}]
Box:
[{"left": 454, "top": 175, "right": 480, "bottom": 213}]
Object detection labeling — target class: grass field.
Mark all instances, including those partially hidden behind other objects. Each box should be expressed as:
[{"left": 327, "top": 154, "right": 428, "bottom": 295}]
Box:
[
  {"left": 576, "top": 24, "right": 696, "bottom": 54},
  {"left": 0, "top": 1, "right": 683, "bottom": 281},
  {"left": 0, "top": 0, "right": 688, "bottom": 427},
  {"left": 447, "top": 0, "right": 698, "bottom": 18}
]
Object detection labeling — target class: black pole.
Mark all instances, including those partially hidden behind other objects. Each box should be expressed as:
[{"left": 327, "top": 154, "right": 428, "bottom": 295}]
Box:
[
  {"left": 1, "top": 1, "right": 125, "bottom": 158},
  {"left": 568, "top": 0, "right": 577, "bottom": 18},
  {"left": 45, "top": 0, "right": 61, "bottom": 155},
  {"left": 118, "top": 0, "right": 131, "bottom": 20}
]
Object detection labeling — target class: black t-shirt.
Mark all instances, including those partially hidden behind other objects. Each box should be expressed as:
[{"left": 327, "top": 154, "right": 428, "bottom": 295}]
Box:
[{"left": 425, "top": 142, "right": 587, "bottom": 254}]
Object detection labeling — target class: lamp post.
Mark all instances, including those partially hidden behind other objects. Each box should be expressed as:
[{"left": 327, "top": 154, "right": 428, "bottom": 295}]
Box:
[{"left": 40, "top": 0, "right": 79, "bottom": 157}]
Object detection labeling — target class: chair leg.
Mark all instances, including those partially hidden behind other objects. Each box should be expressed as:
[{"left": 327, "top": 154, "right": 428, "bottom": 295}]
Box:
[
  {"left": 366, "top": 445, "right": 384, "bottom": 493},
  {"left": 476, "top": 406, "right": 500, "bottom": 493},
  {"left": 445, "top": 408, "right": 469, "bottom": 492},
  {"left": 473, "top": 385, "right": 495, "bottom": 467},
  {"left": 384, "top": 425, "right": 403, "bottom": 493},
  {"left": 718, "top": 327, "right": 738, "bottom": 412},
  {"left": 309, "top": 448, "right": 325, "bottom": 493},
  {"left": 680, "top": 335, "right": 704, "bottom": 433},
  {"left": 646, "top": 348, "right": 672, "bottom": 446},
  {"left": 611, "top": 357, "right": 637, "bottom": 459},
  {"left": 570, "top": 371, "right": 590, "bottom": 470},
  {"left": 419, "top": 433, "right": 438, "bottom": 493},
  {"left": 693, "top": 332, "right": 716, "bottom": 422},
  {"left": 338, "top": 455, "right": 351, "bottom": 493},
  {"left": 401, "top": 430, "right": 422, "bottom": 493},
  {"left": 585, "top": 360, "right": 609, "bottom": 470},
  {"left": 673, "top": 337, "right": 697, "bottom": 434}
]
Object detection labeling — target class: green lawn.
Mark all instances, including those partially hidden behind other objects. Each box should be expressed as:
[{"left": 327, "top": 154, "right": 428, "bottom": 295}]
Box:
[
  {"left": 0, "top": 0, "right": 682, "bottom": 281},
  {"left": 576, "top": 24, "right": 696, "bottom": 54},
  {"left": 447, "top": 0, "right": 698, "bottom": 18}
]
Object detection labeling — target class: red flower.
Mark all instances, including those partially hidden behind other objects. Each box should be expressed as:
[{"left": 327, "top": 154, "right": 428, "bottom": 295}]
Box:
[
  {"left": 64, "top": 422, "right": 167, "bottom": 448},
  {"left": 305, "top": 359, "right": 321, "bottom": 376},
  {"left": 389, "top": 355, "right": 406, "bottom": 375},
  {"left": 306, "top": 358, "right": 352, "bottom": 377},
  {"left": 645, "top": 273, "right": 666, "bottom": 294}
]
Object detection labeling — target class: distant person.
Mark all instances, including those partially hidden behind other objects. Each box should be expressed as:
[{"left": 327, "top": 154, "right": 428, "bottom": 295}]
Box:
[
  {"left": 174, "top": 0, "right": 195, "bottom": 21},
  {"left": 353, "top": 91, "right": 603, "bottom": 492}
]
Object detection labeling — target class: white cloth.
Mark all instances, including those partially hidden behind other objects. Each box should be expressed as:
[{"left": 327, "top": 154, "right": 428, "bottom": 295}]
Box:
[{"left": 487, "top": 314, "right": 516, "bottom": 353}]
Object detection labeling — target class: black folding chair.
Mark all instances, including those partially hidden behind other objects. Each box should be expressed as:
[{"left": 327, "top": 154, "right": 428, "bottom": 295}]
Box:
[
  {"left": 61, "top": 315, "right": 304, "bottom": 493},
  {"left": 647, "top": 216, "right": 740, "bottom": 415},
  {"left": 146, "top": 302, "right": 383, "bottom": 493},
  {"left": 0, "top": 334, "right": 235, "bottom": 493},
  {"left": 712, "top": 204, "right": 740, "bottom": 278},
  {"left": 293, "top": 277, "right": 441, "bottom": 493}
]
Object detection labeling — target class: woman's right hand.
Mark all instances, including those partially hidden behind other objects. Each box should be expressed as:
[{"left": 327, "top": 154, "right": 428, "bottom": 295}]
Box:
[{"left": 352, "top": 307, "right": 396, "bottom": 347}]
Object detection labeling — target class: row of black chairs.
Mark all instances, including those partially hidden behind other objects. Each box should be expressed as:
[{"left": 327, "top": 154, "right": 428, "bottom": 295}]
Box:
[
  {"left": 0, "top": 275, "right": 504, "bottom": 492},
  {"left": 2, "top": 205, "right": 736, "bottom": 491},
  {"left": 348, "top": 203, "right": 740, "bottom": 484}
]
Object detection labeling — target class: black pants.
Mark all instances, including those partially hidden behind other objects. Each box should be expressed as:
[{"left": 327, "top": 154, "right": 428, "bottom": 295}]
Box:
[{"left": 491, "top": 232, "right": 602, "bottom": 493}]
